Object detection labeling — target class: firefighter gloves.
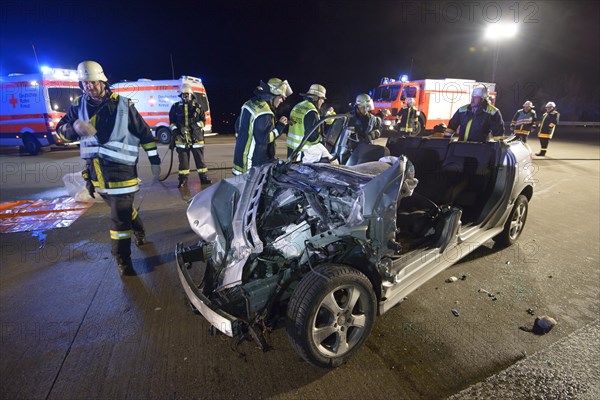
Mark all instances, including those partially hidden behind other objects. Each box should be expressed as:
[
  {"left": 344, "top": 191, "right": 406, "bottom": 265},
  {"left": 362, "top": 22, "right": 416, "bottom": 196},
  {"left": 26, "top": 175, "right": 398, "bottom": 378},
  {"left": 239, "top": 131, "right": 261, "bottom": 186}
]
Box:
[{"left": 73, "top": 119, "right": 97, "bottom": 137}]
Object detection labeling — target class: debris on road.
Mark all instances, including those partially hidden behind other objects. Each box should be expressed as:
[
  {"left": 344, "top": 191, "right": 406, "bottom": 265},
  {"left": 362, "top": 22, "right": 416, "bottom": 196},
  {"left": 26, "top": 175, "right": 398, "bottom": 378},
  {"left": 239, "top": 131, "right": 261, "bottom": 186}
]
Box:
[
  {"left": 446, "top": 276, "right": 459, "bottom": 283},
  {"left": 478, "top": 288, "right": 498, "bottom": 301},
  {"left": 533, "top": 316, "right": 557, "bottom": 334},
  {"left": 527, "top": 308, "right": 535, "bottom": 315},
  {"left": 452, "top": 309, "right": 460, "bottom": 317},
  {"left": 519, "top": 316, "right": 557, "bottom": 335}
]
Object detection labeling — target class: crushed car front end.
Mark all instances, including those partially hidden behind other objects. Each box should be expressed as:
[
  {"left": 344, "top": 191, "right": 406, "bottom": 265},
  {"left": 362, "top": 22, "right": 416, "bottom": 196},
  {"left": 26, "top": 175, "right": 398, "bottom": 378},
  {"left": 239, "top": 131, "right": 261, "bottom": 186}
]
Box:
[{"left": 176, "top": 158, "right": 412, "bottom": 344}]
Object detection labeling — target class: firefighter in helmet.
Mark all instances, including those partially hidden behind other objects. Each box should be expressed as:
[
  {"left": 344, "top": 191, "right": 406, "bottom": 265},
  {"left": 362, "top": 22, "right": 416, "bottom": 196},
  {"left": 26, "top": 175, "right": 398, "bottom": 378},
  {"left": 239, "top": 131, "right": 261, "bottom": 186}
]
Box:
[
  {"left": 510, "top": 100, "right": 537, "bottom": 143},
  {"left": 169, "top": 83, "right": 211, "bottom": 188},
  {"left": 324, "top": 106, "right": 336, "bottom": 125},
  {"left": 287, "top": 84, "right": 327, "bottom": 161},
  {"left": 536, "top": 101, "right": 560, "bottom": 156},
  {"left": 348, "top": 93, "right": 382, "bottom": 144},
  {"left": 56, "top": 61, "right": 161, "bottom": 276},
  {"left": 232, "top": 78, "right": 292, "bottom": 175},
  {"left": 444, "top": 84, "right": 505, "bottom": 142},
  {"left": 396, "top": 97, "right": 420, "bottom": 136}
]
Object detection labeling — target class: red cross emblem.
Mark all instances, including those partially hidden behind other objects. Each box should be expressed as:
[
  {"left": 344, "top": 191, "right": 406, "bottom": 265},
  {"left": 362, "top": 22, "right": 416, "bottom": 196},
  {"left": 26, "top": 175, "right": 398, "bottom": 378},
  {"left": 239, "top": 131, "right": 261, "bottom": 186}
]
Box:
[{"left": 9, "top": 94, "right": 18, "bottom": 108}]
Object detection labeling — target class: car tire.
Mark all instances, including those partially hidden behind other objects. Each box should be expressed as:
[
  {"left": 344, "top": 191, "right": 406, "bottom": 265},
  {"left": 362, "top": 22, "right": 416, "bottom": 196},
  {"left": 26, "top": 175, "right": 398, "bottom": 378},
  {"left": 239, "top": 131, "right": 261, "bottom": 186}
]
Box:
[
  {"left": 408, "top": 119, "right": 424, "bottom": 137},
  {"left": 157, "top": 127, "right": 172, "bottom": 145},
  {"left": 495, "top": 194, "right": 528, "bottom": 248},
  {"left": 286, "top": 264, "right": 376, "bottom": 368},
  {"left": 22, "top": 134, "right": 41, "bottom": 155}
]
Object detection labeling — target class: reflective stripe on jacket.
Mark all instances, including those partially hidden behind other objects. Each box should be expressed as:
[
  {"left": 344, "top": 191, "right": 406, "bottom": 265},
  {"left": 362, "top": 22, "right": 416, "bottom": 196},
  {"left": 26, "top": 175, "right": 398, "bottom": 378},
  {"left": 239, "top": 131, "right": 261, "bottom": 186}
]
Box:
[
  {"left": 97, "top": 96, "right": 141, "bottom": 165},
  {"left": 169, "top": 100, "right": 205, "bottom": 146},
  {"left": 537, "top": 110, "right": 560, "bottom": 139},
  {"left": 447, "top": 101, "right": 505, "bottom": 142},
  {"left": 511, "top": 108, "right": 537, "bottom": 135},
  {"left": 287, "top": 99, "right": 320, "bottom": 155},
  {"left": 232, "top": 99, "right": 277, "bottom": 175},
  {"left": 398, "top": 106, "right": 418, "bottom": 132},
  {"left": 57, "top": 92, "right": 159, "bottom": 196}
]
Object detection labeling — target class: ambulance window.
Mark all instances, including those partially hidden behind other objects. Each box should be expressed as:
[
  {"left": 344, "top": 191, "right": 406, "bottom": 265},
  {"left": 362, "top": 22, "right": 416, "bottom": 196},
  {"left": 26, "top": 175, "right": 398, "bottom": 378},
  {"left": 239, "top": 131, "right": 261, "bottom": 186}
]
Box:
[
  {"left": 48, "top": 87, "right": 82, "bottom": 113},
  {"left": 194, "top": 92, "right": 209, "bottom": 112}
]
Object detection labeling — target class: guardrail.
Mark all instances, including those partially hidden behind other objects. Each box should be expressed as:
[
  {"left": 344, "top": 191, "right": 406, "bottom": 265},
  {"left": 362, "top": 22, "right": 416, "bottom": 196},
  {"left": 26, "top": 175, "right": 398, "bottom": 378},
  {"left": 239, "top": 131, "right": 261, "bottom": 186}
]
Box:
[
  {"left": 557, "top": 122, "right": 600, "bottom": 127},
  {"left": 504, "top": 121, "right": 600, "bottom": 130}
]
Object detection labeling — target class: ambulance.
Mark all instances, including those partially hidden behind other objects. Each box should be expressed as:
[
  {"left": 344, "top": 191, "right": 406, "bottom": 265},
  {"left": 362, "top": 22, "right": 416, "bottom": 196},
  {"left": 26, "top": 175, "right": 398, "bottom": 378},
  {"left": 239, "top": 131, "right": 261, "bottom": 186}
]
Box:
[
  {"left": 0, "top": 67, "right": 81, "bottom": 154},
  {"left": 111, "top": 76, "right": 212, "bottom": 144},
  {"left": 371, "top": 76, "right": 497, "bottom": 135}
]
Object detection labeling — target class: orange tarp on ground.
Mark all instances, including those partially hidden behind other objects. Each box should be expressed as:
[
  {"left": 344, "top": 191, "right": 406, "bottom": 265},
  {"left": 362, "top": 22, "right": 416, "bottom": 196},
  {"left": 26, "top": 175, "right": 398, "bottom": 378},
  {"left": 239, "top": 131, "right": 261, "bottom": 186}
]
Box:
[{"left": 0, "top": 198, "right": 94, "bottom": 233}]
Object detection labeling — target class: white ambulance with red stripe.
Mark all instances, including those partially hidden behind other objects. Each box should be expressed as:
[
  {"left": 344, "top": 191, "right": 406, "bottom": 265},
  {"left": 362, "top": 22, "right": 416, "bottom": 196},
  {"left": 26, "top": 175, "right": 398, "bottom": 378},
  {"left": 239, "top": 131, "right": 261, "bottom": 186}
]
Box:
[
  {"left": 372, "top": 76, "right": 497, "bottom": 135},
  {"left": 111, "top": 76, "right": 212, "bottom": 144},
  {"left": 0, "top": 67, "right": 81, "bottom": 154}
]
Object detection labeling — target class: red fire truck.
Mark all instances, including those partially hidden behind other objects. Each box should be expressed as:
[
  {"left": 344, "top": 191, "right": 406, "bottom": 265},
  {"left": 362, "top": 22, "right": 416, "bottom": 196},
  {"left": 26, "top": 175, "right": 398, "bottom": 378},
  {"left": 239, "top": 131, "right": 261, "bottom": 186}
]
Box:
[{"left": 372, "top": 76, "right": 497, "bottom": 135}]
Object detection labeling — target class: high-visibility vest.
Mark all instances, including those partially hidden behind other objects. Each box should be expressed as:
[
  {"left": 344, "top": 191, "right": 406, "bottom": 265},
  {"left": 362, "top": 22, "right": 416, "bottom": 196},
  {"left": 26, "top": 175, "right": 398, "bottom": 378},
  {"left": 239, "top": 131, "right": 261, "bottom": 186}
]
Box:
[
  {"left": 78, "top": 95, "right": 140, "bottom": 165},
  {"left": 232, "top": 99, "right": 275, "bottom": 174},
  {"left": 287, "top": 100, "right": 320, "bottom": 153},
  {"left": 325, "top": 109, "right": 336, "bottom": 125}
]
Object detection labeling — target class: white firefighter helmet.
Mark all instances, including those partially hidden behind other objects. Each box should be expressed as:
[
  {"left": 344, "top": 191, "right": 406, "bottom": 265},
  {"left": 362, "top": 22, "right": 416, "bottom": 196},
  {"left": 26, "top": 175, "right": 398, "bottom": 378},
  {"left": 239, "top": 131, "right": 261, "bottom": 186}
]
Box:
[
  {"left": 301, "top": 84, "right": 327, "bottom": 99},
  {"left": 77, "top": 61, "right": 108, "bottom": 82},
  {"left": 355, "top": 93, "right": 374, "bottom": 111},
  {"left": 471, "top": 84, "right": 489, "bottom": 99},
  {"left": 267, "top": 78, "right": 293, "bottom": 99},
  {"left": 545, "top": 101, "right": 556, "bottom": 109},
  {"left": 406, "top": 98, "right": 414, "bottom": 106},
  {"left": 179, "top": 84, "right": 194, "bottom": 95},
  {"left": 523, "top": 100, "right": 534, "bottom": 108}
]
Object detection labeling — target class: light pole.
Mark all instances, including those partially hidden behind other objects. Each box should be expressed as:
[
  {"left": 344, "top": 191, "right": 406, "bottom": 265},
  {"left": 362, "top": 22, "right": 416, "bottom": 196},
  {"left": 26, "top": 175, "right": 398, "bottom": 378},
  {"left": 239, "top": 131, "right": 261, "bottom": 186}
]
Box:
[{"left": 485, "top": 23, "right": 518, "bottom": 83}]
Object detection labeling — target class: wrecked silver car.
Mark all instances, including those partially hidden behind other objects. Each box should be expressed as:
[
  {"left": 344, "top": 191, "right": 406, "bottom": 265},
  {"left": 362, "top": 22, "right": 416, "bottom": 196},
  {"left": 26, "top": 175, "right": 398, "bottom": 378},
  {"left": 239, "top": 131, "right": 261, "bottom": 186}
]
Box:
[{"left": 176, "top": 116, "right": 534, "bottom": 367}]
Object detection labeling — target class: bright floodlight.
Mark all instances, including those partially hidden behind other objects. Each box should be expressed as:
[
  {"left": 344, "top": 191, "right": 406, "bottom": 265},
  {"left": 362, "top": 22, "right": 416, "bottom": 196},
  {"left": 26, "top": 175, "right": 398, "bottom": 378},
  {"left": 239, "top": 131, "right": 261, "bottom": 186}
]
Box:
[
  {"left": 400, "top": 74, "right": 409, "bottom": 82},
  {"left": 40, "top": 65, "right": 52, "bottom": 73},
  {"left": 485, "top": 23, "right": 518, "bottom": 40}
]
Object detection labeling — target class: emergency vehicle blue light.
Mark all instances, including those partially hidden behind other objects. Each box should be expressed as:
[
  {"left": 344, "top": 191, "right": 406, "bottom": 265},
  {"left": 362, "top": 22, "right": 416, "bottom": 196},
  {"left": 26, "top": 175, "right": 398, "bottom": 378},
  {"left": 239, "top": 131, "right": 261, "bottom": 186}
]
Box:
[
  {"left": 40, "top": 66, "right": 52, "bottom": 74},
  {"left": 400, "top": 74, "right": 409, "bottom": 82}
]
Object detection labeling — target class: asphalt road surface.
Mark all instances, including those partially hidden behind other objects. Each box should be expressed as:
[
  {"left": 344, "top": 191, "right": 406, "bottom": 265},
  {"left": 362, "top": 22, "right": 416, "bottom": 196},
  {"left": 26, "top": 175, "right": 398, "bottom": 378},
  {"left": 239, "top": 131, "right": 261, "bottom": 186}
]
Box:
[{"left": 1, "top": 130, "right": 598, "bottom": 399}]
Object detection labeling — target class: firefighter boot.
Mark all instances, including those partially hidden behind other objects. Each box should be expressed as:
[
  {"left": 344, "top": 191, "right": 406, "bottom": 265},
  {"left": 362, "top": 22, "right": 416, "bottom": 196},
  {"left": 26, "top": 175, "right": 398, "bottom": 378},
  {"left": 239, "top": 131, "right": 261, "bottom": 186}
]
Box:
[
  {"left": 535, "top": 150, "right": 546, "bottom": 157},
  {"left": 177, "top": 174, "right": 188, "bottom": 188},
  {"left": 116, "top": 256, "right": 134, "bottom": 276},
  {"left": 133, "top": 230, "right": 146, "bottom": 246},
  {"left": 199, "top": 173, "right": 212, "bottom": 185}
]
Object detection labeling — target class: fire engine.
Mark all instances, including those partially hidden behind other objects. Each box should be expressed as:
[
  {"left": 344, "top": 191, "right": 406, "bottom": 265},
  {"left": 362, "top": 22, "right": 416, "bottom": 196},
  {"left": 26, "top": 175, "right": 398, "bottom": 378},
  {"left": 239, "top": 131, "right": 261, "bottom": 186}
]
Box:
[
  {"left": 111, "top": 76, "right": 212, "bottom": 144},
  {"left": 0, "top": 67, "right": 81, "bottom": 154},
  {"left": 371, "top": 75, "right": 497, "bottom": 135}
]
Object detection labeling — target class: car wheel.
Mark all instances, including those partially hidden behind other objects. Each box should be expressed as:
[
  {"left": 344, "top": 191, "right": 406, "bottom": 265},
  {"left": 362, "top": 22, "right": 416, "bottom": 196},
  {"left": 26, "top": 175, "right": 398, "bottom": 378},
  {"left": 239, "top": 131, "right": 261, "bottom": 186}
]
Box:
[
  {"left": 22, "top": 134, "right": 41, "bottom": 155},
  {"left": 409, "top": 119, "right": 422, "bottom": 137},
  {"left": 157, "top": 127, "right": 172, "bottom": 145},
  {"left": 286, "top": 264, "right": 376, "bottom": 368},
  {"left": 495, "top": 194, "right": 528, "bottom": 247}
]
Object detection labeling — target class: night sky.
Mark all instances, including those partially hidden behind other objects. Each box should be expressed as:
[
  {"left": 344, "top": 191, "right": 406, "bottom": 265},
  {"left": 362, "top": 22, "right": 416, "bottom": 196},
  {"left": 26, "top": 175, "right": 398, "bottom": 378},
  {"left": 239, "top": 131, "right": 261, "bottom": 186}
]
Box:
[{"left": 1, "top": 0, "right": 599, "bottom": 133}]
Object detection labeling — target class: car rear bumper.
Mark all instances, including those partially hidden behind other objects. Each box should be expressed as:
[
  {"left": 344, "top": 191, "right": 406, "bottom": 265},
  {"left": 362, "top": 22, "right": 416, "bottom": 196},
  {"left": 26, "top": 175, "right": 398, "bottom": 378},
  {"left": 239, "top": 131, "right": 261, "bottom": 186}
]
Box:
[{"left": 175, "top": 242, "right": 240, "bottom": 337}]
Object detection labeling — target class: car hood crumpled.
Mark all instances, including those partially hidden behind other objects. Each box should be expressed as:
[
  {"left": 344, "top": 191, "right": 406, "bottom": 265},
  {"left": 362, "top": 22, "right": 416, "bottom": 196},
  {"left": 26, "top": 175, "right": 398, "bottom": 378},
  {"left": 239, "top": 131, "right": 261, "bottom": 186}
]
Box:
[{"left": 186, "top": 158, "right": 415, "bottom": 289}]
